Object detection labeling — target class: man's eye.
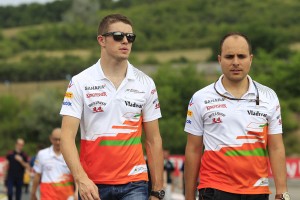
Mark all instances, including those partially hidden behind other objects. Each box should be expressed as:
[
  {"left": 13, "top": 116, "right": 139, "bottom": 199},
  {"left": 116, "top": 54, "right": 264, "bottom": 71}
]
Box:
[
  {"left": 225, "top": 55, "right": 234, "bottom": 59},
  {"left": 238, "top": 55, "right": 246, "bottom": 59}
]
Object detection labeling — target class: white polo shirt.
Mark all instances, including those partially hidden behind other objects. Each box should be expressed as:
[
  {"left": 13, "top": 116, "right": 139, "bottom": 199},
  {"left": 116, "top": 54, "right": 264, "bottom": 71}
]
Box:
[
  {"left": 184, "top": 75, "right": 282, "bottom": 194},
  {"left": 60, "top": 60, "right": 161, "bottom": 184},
  {"left": 33, "top": 146, "right": 74, "bottom": 200}
]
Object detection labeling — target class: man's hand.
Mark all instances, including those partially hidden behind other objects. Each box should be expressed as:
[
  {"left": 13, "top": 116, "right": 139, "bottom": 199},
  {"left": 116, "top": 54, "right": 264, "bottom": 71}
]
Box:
[
  {"left": 30, "top": 192, "right": 38, "bottom": 200},
  {"left": 149, "top": 196, "right": 160, "bottom": 200},
  {"left": 77, "top": 176, "right": 100, "bottom": 200},
  {"left": 14, "top": 154, "right": 23, "bottom": 163}
]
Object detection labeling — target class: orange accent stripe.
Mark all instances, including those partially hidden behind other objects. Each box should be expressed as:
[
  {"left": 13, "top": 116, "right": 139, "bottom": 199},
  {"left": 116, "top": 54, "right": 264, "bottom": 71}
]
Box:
[
  {"left": 247, "top": 131, "right": 263, "bottom": 136},
  {"left": 123, "top": 118, "right": 143, "bottom": 126},
  {"left": 112, "top": 125, "right": 137, "bottom": 129},
  {"left": 236, "top": 136, "right": 262, "bottom": 139}
]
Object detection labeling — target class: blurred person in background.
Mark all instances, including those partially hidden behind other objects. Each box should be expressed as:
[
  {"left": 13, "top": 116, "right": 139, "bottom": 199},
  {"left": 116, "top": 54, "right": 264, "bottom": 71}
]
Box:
[
  {"left": 4, "top": 138, "right": 29, "bottom": 200},
  {"left": 23, "top": 168, "right": 30, "bottom": 194},
  {"left": 184, "top": 32, "right": 290, "bottom": 200},
  {"left": 60, "top": 14, "right": 164, "bottom": 200},
  {"left": 163, "top": 150, "right": 174, "bottom": 200},
  {"left": 30, "top": 128, "right": 77, "bottom": 200}
]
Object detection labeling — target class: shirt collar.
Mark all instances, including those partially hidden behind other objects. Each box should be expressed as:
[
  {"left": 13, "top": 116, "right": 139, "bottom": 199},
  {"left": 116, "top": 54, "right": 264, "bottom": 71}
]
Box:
[
  {"left": 95, "top": 59, "right": 136, "bottom": 81},
  {"left": 49, "top": 145, "right": 55, "bottom": 157},
  {"left": 215, "top": 74, "right": 256, "bottom": 96},
  {"left": 49, "top": 145, "right": 62, "bottom": 158}
]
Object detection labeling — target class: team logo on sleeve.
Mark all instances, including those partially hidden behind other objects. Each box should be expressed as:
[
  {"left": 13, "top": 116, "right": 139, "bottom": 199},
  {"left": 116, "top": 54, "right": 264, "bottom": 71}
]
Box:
[
  {"left": 276, "top": 115, "right": 282, "bottom": 125},
  {"left": 64, "top": 92, "right": 73, "bottom": 98},
  {"left": 62, "top": 101, "right": 72, "bottom": 106},
  {"left": 68, "top": 79, "right": 74, "bottom": 88},
  {"left": 189, "top": 98, "right": 194, "bottom": 107},
  {"left": 151, "top": 89, "right": 157, "bottom": 94},
  {"left": 186, "top": 119, "right": 192, "bottom": 124},
  {"left": 155, "top": 103, "right": 160, "bottom": 109}
]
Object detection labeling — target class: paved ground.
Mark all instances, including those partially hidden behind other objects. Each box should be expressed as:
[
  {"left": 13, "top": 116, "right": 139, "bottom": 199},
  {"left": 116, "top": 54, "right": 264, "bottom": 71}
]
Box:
[{"left": 1, "top": 179, "right": 300, "bottom": 200}]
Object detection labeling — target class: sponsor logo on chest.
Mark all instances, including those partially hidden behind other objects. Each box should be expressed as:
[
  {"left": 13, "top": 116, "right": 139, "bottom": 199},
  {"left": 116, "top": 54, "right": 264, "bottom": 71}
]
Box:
[
  {"left": 85, "top": 84, "right": 106, "bottom": 90},
  {"left": 206, "top": 104, "right": 227, "bottom": 111},
  {"left": 125, "top": 89, "right": 145, "bottom": 94},
  {"left": 88, "top": 101, "right": 107, "bottom": 107},
  {"left": 204, "top": 98, "right": 225, "bottom": 104},
  {"left": 125, "top": 101, "right": 143, "bottom": 108},
  {"left": 247, "top": 110, "right": 267, "bottom": 118},
  {"left": 86, "top": 92, "right": 107, "bottom": 98}
]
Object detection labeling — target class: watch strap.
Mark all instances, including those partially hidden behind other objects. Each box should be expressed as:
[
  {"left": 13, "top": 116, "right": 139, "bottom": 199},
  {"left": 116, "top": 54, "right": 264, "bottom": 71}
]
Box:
[
  {"left": 275, "top": 192, "right": 290, "bottom": 200},
  {"left": 150, "top": 190, "right": 165, "bottom": 199},
  {"left": 275, "top": 194, "right": 284, "bottom": 200}
]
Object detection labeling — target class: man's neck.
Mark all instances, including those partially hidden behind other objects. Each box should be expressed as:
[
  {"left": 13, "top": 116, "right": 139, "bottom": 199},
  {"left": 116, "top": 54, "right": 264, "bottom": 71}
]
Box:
[
  {"left": 100, "top": 58, "right": 128, "bottom": 89},
  {"left": 222, "top": 77, "right": 249, "bottom": 98},
  {"left": 15, "top": 149, "right": 21, "bottom": 153},
  {"left": 53, "top": 148, "right": 61, "bottom": 156}
]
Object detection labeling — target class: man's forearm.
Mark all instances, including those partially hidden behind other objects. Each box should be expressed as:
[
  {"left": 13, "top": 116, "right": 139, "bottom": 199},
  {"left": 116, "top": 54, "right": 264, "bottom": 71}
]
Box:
[
  {"left": 30, "top": 173, "right": 41, "bottom": 199},
  {"left": 184, "top": 150, "right": 201, "bottom": 199},
  {"left": 145, "top": 138, "right": 164, "bottom": 190},
  {"left": 268, "top": 134, "right": 288, "bottom": 194},
  {"left": 269, "top": 146, "right": 287, "bottom": 193},
  {"left": 61, "top": 137, "right": 87, "bottom": 181},
  {"left": 20, "top": 160, "right": 30, "bottom": 169},
  {"left": 184, "top": 134, "right": 203, "bottom": 200}
]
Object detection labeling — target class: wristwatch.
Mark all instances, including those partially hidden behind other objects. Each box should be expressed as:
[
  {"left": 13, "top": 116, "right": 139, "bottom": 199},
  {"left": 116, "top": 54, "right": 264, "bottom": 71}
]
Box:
[
  {"left": 275, "top": 192, "right": 291, "bottom": 200},
  {"left": 150, "top": 190, "right": 165, "bottom": 199}
]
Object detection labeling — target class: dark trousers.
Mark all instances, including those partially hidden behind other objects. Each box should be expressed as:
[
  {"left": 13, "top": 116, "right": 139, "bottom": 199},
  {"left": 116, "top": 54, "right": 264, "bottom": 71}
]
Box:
[
  {"left": 199, "top": 188, "right": 269, "bottom": 200},
  {"left": 6, "top": 179, "right": 23, "bottom": 200},
  {"left": 78, "top": 181, "right": 148, "bottom": 200}
]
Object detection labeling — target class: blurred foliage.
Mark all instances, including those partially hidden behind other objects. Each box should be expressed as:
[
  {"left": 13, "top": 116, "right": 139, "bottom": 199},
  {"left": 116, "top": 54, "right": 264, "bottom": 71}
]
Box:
[
  {"left": 0, "top": 0, "right": 72, "bottom": 27},
  {"left": 152, "top": 64, "right": 207, "bottom": 153},
  {"left": 0, "top": 0, "right": 299, "bottom": 57}
]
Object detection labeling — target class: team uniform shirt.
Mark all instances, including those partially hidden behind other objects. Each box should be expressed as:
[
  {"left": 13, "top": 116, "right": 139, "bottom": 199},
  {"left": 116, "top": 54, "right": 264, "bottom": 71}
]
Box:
[
  {"left": 184, "top": 75, "right": 283, "bottom": 194},
  {"left": 60, "top": 60, "right": 161, "bottom": 184},
  {"left": 33, "top": 146, "right": 74, "bottom": 200}
]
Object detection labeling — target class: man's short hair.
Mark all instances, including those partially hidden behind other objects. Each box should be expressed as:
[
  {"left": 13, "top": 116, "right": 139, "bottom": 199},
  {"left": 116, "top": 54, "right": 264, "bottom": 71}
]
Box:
[
  {"left": 97, "top": 14, "right": 133, "bottom": 36},
  {"left": 219, "top": 32, "right": 252, "bottom": 55}
]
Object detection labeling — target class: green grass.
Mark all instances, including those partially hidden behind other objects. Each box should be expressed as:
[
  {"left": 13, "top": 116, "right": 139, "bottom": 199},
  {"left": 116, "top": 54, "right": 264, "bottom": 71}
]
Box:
[{"left": 0, "top": 80, "right": 68, "bottom": 99}]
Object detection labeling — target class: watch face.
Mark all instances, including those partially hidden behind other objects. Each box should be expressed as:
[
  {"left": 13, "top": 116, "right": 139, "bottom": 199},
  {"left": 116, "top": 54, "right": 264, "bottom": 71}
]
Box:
[
  {"left": 283, "top": 192, "right": 290, "bottom": 200},
  {"left": 158, "top": 190, "right": 165, "bottom": 198}
]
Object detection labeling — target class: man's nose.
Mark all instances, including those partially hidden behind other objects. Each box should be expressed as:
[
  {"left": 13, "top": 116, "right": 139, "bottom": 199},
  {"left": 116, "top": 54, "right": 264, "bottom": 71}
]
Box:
[{"left": 232, "top": 55, "right": 239, "bottom": 66}]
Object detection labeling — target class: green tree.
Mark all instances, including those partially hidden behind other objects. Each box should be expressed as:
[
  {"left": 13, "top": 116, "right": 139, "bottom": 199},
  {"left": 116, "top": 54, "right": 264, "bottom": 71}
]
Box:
[
  {"left": 152, "top": 64, "right": 208, "bottom": 154},
  {"left": 0, "top": 95, "right": 22, "bottom": 155}
]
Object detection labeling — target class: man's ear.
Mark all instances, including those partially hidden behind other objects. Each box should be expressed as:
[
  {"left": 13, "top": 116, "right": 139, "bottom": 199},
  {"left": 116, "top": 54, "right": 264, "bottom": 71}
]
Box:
[
  {"left": 218, "top": 55, "right": 221, "bottom": 64},
  {"left": 250, "top": 54, "right": 254, "bottom": 66},
  {"left": 97, "top": 35, "right": 105, "bottom": 46}
]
